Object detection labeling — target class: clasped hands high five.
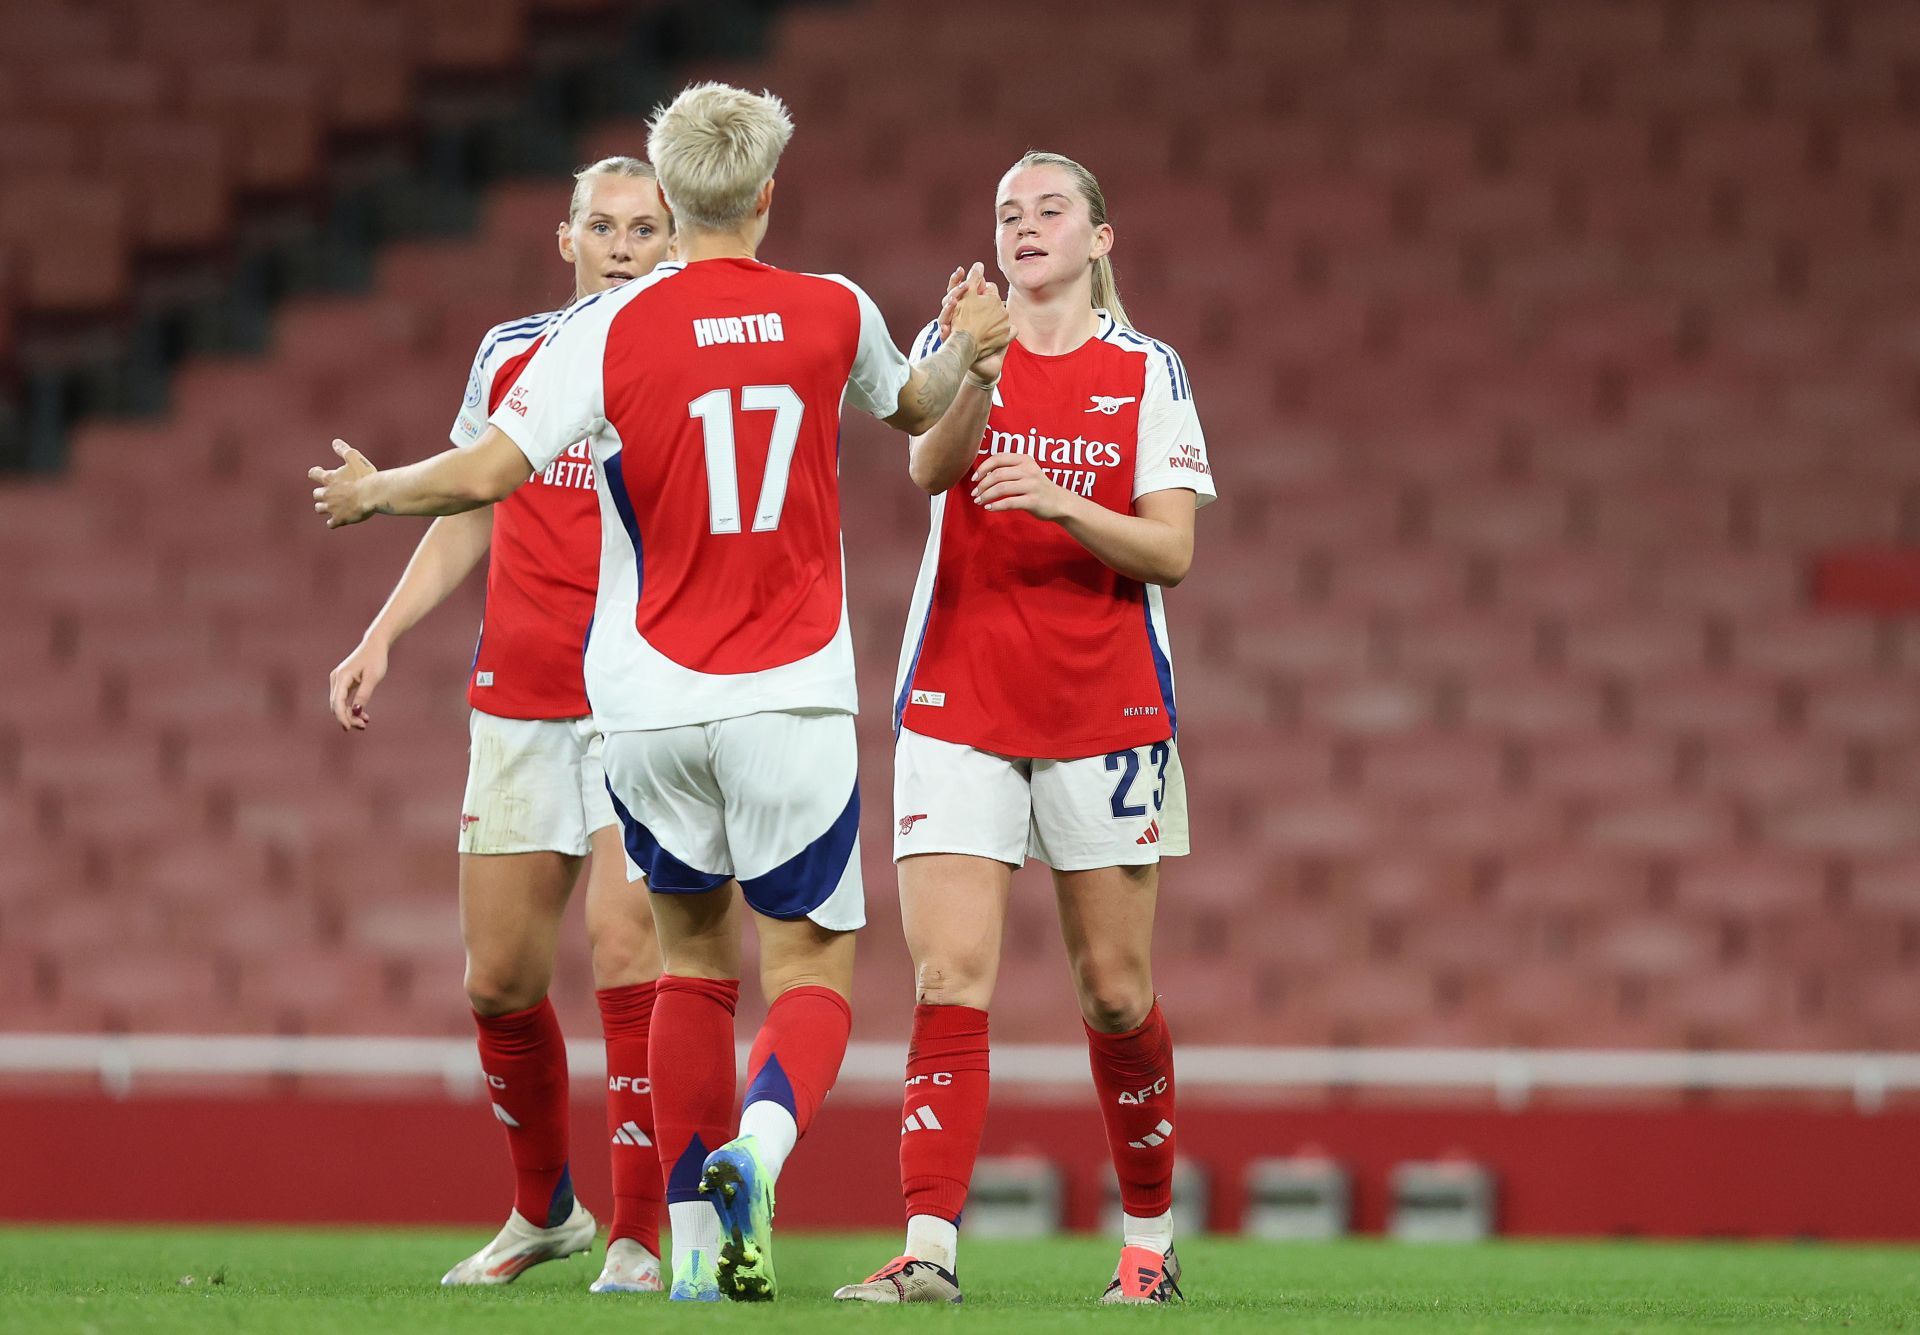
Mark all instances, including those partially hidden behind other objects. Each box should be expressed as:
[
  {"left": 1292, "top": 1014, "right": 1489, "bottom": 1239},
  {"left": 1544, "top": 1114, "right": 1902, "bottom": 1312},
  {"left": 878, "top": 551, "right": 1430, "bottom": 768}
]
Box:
[{"left": 938, "top": 261, "right": 1011, "bottom": 386}]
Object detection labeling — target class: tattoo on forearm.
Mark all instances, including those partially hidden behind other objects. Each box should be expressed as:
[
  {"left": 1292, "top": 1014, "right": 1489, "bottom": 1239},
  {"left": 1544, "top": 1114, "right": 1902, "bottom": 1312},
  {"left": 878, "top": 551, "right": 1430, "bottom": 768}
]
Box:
[{"left": 910, "top": 330, "right": 976, "bottom": 422}]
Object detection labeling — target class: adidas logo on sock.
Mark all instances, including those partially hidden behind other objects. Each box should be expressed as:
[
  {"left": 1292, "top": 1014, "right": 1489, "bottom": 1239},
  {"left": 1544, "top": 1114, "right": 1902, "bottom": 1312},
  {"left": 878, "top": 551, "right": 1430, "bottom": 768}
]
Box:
[
  {"left": 491, "top": 1103, "right": 521, "bottom": 1129},
  {"left": 901, "top": 1104, "right": 944, "bottom": 1134},
  {"left": 611, "top": 1120, "right": 652, "bottom": 1147},
  {"left": 1127, "top": 1119, "right": 1174, "bottom": 1149}
]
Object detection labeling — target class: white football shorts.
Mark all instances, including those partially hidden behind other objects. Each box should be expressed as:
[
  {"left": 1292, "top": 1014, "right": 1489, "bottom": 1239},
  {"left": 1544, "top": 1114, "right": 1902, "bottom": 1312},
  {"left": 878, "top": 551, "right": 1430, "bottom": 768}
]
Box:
[
  {"left": 459, "top": 710, "right": 617, "bottom": 857},
  {"left": 599, "top": 709, "right": 865, "bottom": 931},
  {"left": 892, "top": 727, "right": 1190, "bottom": 871}
]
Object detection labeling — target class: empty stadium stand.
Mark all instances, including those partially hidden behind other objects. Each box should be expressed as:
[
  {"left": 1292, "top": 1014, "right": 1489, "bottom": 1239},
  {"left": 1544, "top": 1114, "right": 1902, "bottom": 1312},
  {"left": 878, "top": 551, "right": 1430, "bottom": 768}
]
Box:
[{"left": 2, "top": 0, "right": 1917, "bottom": 1057}]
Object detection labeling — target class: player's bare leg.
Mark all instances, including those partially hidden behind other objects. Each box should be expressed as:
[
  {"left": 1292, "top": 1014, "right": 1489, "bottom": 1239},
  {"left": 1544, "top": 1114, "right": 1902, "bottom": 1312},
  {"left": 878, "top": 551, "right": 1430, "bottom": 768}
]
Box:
[
  {"left": 444, "top": 852, "right": 597, "bottom": 1286},
  {"left": 1055, "top": 863, "right": 1182, "bottom": 1303},
  {"left": 836, "top": 854, "right": 1009, "bottom": 1304},
  {"left": 702, "top": 916, "right": 856, "bottom": 1301},
  {"left": 585, "top": 826, "right": 667, "bottom": 1293}
]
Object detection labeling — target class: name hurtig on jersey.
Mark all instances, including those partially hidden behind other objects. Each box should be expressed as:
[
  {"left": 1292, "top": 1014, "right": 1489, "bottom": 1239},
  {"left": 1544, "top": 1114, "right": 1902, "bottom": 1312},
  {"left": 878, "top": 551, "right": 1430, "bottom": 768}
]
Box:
[
  {"left": 983, "top": 425, "right": 1123, "bottom": 498},
  {"left": 693, "top": 312, "right": 785, "bottom": 348}
]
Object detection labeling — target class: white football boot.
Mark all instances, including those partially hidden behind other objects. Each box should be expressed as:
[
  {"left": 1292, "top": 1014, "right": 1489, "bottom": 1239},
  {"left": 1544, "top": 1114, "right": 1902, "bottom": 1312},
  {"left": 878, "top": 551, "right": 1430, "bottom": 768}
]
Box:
[
  {"left": 589, "top": 1237, "right": 665, "bottom": 1293},
  {"left": 440, "top": 1199, "right": 598, "bottom": 1286},
  {"left": 833, "top": 1256, "right": 964, "bottom": 1304}
]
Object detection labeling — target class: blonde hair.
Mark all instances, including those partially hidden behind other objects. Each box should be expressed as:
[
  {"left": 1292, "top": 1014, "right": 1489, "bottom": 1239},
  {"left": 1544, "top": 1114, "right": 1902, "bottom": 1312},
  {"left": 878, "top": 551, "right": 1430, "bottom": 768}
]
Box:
[
  {"left": 646, "top": 82, "right": 794, "bottom": 232},
  {"left": 1008, "top": 150, "right": 1131, "bottom": 329},
  {"left": 567, "top": 155, "right": 666, "bottom": 228}
]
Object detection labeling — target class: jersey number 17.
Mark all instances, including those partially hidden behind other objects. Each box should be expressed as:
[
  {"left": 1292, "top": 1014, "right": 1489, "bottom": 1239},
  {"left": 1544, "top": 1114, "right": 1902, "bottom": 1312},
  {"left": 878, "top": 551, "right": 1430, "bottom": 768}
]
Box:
[{"left": 688, "top": 384, "right": 805, "bottom": 535}]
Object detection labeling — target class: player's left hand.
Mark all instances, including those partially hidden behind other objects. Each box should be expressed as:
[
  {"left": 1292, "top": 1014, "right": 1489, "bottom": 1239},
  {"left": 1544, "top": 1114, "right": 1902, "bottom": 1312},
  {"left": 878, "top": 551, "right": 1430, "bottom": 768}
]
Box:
[
  {"left": 309, "top": 440, "right": 378, "bottom": 528},
  {"left": 971, "top": 452, "right": 1072, "bottom": 522}
]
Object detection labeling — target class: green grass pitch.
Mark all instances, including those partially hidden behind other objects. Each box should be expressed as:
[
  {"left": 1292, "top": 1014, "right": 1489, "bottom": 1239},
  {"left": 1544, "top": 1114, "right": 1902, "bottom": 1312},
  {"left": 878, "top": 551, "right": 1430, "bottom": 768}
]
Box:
[{"left": 4, "top": 1227, "right": 1917, "bottom": 1332}]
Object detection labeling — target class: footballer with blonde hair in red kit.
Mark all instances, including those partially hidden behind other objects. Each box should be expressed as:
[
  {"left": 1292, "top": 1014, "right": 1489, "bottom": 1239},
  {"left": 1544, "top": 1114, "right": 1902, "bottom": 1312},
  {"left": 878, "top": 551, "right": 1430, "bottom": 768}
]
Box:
[
  {"left": 326, "top": 157, "right": 673, "bottom": 1294},
  {"left": 836, "top": 151, "right": 1214, "bottom": 1307}
]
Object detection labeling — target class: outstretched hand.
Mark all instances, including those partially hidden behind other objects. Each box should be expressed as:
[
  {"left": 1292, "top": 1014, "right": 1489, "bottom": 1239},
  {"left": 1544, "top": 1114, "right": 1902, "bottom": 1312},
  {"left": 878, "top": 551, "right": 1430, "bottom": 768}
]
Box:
[{"left": 309, "top": 439, "right": 378, "bottom": 528}]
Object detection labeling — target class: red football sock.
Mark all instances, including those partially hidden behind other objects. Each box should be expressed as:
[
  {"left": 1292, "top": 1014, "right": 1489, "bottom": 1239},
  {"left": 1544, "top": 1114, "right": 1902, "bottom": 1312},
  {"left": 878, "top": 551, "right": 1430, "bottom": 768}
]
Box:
[
  {"left": 472, "top": 998, "right": 574, "bottom": 1228},
  {"left": 898, "top": 1003, "right": 991, "bottom": 1225},
  {"left": 742, "top": 984, "right": 852, "bottom": 1137},
  {"left": 1085, "top": 1002, "right": 1177, "bottom": 1217},
  {"left": 648, "top": 975, "right": 739, "bottom": 1205},
  {"left": 597, "top": 980, "right": 661, "bottom": 1253}
]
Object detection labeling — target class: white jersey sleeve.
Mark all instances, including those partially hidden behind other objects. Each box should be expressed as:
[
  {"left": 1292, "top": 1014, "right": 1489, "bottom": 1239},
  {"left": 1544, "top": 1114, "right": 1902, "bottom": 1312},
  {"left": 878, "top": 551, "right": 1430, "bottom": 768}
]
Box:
[
  {"left": 819, "top": 274, "right": 912, "bottom": 419},
  {"left": 451, "top": 336, "right": 492, "bottom": 447},
  {"left": 906, "top": 318, "right": 946, "bottom": 367},
  {"left": 450, "top": 312, "right": 558, "bottom": 449},
  {"left": 487, "top": 297, "right": 612, "bottom": 473},
  {"left": 1131, "top": 340, "right": 1216, "bottom": 507}
]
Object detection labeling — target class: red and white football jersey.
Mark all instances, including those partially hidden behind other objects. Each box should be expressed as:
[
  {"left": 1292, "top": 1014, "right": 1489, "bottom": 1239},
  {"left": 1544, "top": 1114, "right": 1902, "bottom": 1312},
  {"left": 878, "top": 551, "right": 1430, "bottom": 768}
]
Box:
[
  {"left": 488, "top": 258, "right": 912, "bottom": 733},
  {"left": 892, "top": 311, "right": 1216, "bottom": 760},
  {"left": 451, "top": 309, "right": 600, "bottom": 720}
]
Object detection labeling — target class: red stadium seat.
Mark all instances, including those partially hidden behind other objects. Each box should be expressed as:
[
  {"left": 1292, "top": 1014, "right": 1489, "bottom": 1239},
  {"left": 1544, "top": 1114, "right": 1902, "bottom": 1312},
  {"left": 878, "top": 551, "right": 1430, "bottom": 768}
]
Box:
[
  {"left": 1357, "top": 733, "right": 1510, "bottom": 799},
  {"left": 185, "top": 62, "right": 323, "bottom": 193},
  {"left": 1529, "top": 2, "right": 1670, "bottom": 58},
  {"left": 0, "top": 174, "right": 130, "bottom": 313},
  {"left": 1425, "top": 482, "right": 1572, "bottom": 549},
  {"left": 4, "top": 1, "right": 118, "bottom": 63},
  {"left": 1767, "top": 797, "right": 1917, "bottom": 854},
  {"left": 1508, "top": 117, "right": 1659, "bottom": 175},
  {"left": 1558, "top": 613, "right": 1711, "bottom": 675},
  {"left": 1212, "top": 0, "right": 1356, "bottom": 66},
  {"left": 1850, "top": 853, "right": 1920, "bottom": 913},
  {"left": 1630, "top": 673, "right": 1787, "bottom": 737},
  {"left": 1801, "top": 675, "right": 1920, "bottom": 738},
  {"left": 95, "top": 120, "right": 234, "bottom": 252},
  {"left": 1458, "top": 672, "right": 1607, "bottom": 734},
  {"left": 1750, "top": 481, "right": 1908, "bottom": 549},
  {"left": 1696, "top": 735, "right": 1854, "bottom": 803},
  {"left": 1584, "top": 482, "right": 1736, "bottom": 550},
  {"left": 23, "top": 61, "right": 170, "bottom": 124},
  {"left": 0, "top": 120, "right": 82, "bottom": 175},
  {"left": 128, "top": 0, "right": 270, "bottom": 63},
  {"left": 1646, "top": 551, "right": 1805, "bottom": 615},
  {"left": 1527, "top": 735, "right": 1681, "bottom": 799},
  {"left": 277, "top": 1, "right": 417, "bottom": 132},
  {"left": 1297, "top": 675, "right": 1440, "bottom": 736},
  {"left": 409, "top": 0, "right": 532, "bottom": 74},
  {"left": 1686, "top": 0, "right": 1825, "bottom": 57},
  {"left": 1384, "top": 611, "right": 1541, "bottom": 674},
  {"left": 1726, "top": 615, "right": 1884, "bottom": 675}
]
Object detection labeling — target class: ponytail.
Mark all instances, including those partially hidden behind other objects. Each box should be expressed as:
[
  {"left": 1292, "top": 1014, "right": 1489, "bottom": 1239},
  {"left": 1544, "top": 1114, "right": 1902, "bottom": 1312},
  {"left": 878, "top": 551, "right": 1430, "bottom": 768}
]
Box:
[
  {"left": 1012, "top": 150, "right": 1131, "bottom": 329},
  {"left": 1090, "top": 255, "right": 1130, "bottom": 331}
]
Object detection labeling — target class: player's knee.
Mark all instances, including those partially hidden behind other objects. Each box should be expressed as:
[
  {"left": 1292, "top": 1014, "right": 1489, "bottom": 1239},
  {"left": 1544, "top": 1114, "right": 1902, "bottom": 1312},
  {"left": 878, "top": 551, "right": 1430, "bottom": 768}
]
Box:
[
  {"left": 587, "top": 922, "right": 660, "bottom": 990},
  {"left": 914, "top": 957, "right": 993, "bottom": 1009},
  {"left": 587, "top": 941, "right": 650, "bottom": 991},
  {"left": 464, "top": 958, "right": 548, "bottom": 1016},
  {"left": 1074, "top": 960, "right": 1153, "bottom": 1033}
]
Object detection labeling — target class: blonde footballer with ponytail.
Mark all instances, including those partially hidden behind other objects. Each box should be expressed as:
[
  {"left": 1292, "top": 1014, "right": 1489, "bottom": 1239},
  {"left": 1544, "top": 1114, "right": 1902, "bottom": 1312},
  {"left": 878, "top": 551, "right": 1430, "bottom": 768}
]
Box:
[{"left": 835, "top": 148, "right": 1213, "bottom": 1306}]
